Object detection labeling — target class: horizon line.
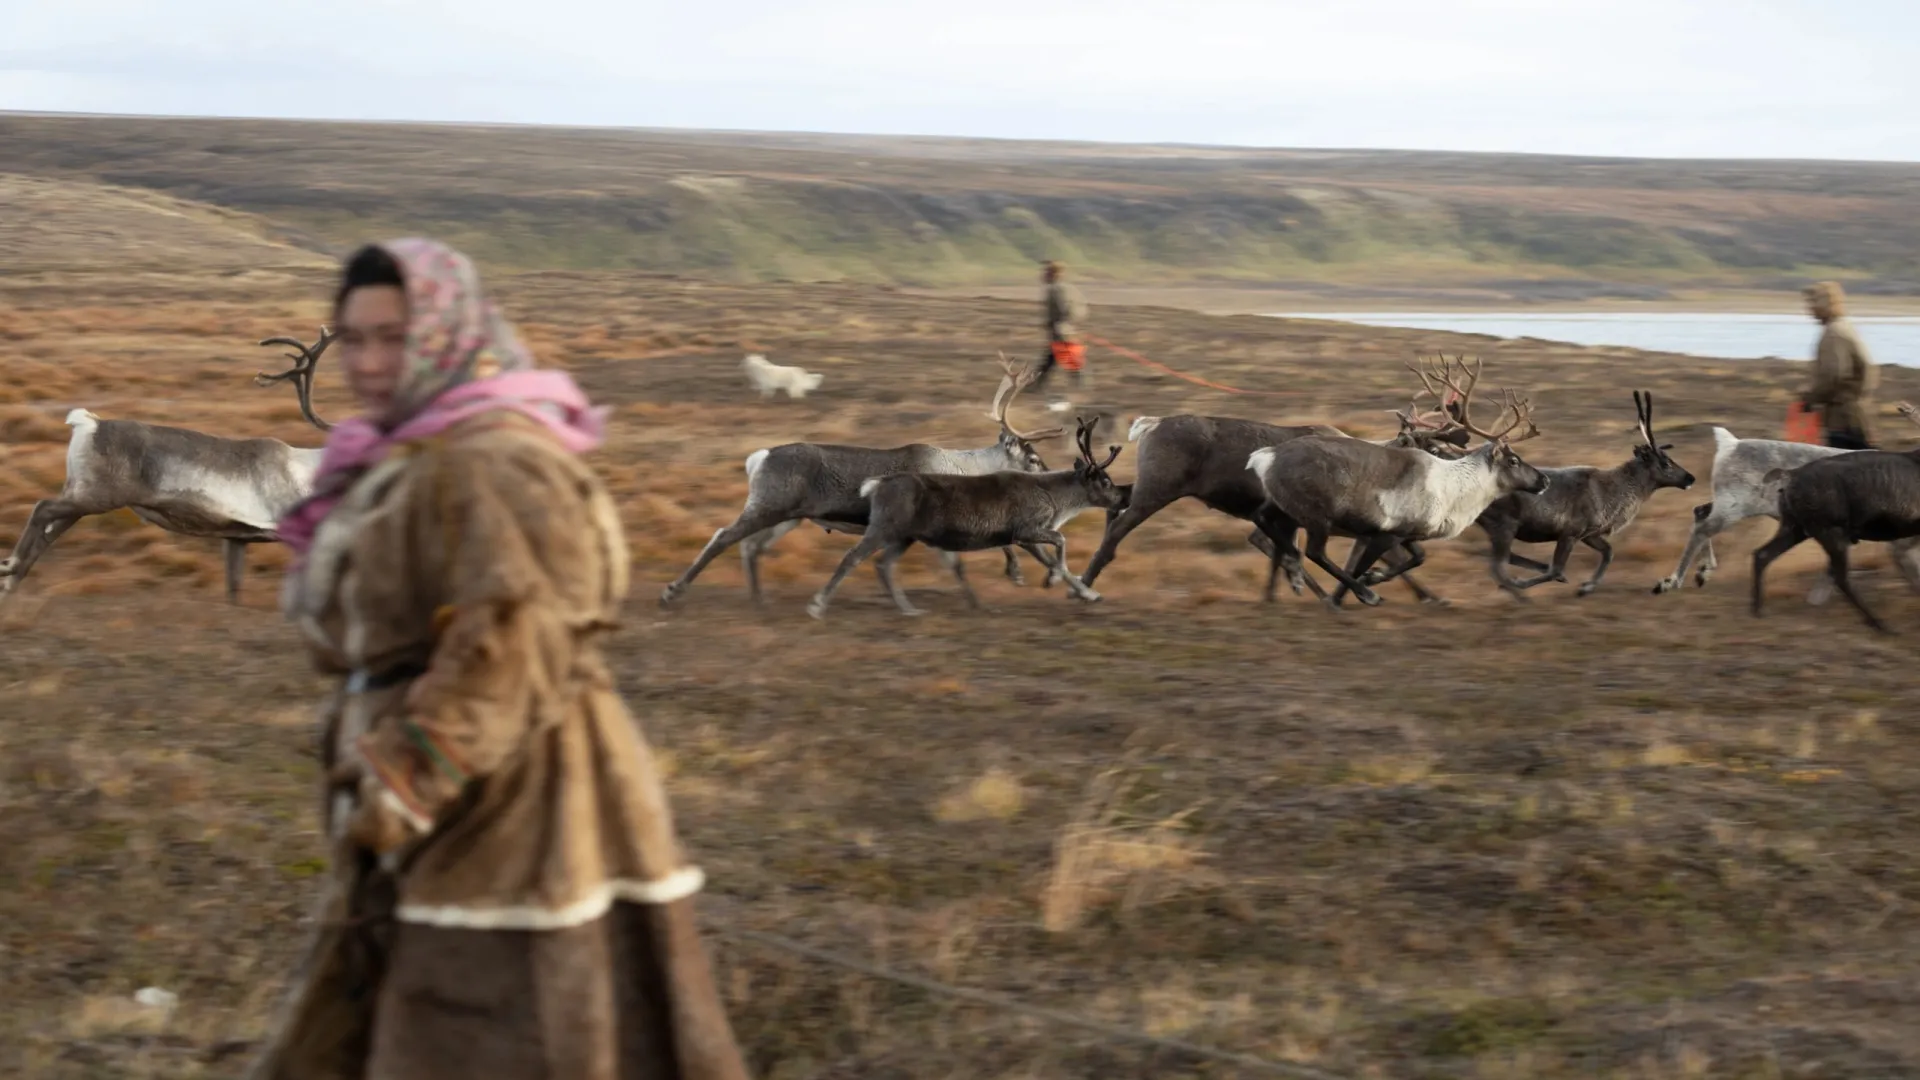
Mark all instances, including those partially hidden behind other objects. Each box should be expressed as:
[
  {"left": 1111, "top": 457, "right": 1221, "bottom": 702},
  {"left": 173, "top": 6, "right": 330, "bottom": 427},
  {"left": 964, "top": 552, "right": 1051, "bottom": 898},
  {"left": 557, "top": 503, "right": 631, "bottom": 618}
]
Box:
[{"left": 3, "top": 108, "right": 1915, "bottom": 169}]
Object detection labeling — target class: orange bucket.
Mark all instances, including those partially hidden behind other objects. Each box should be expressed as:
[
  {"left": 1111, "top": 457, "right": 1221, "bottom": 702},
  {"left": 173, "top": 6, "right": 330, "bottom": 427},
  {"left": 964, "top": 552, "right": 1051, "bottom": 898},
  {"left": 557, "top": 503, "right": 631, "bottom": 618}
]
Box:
[{"left": 1783, "top": 401, "right": 1822, "bottom": 444}]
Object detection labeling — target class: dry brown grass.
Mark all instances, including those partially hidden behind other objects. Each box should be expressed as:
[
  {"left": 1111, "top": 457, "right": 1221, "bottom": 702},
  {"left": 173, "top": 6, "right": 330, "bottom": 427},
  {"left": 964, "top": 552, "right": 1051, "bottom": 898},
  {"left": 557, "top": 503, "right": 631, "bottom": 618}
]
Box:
[{"left": 7, "top": 211, "right": 1920, "bottom": 1078}]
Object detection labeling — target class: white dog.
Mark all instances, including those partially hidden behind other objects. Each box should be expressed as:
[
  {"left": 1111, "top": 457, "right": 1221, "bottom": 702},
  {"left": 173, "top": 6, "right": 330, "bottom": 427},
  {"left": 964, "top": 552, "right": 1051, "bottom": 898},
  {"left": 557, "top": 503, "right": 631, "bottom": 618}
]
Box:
[{"left": 742, "top": 353, "right": 824, "bottom": 400}]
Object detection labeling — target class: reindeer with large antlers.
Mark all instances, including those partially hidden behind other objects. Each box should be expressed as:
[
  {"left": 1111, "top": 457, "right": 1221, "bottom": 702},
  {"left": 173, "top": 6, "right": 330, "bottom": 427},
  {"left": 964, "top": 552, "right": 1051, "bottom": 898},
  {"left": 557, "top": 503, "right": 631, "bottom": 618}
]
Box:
[
  {"left": 661, "top": 354, "right": 1068, "bottom": 606},
  {"left": 1246, "top": 355, "right": 1550, "bottom": 608},
  {"left": 0, "top": 329, "right": 337, "bottom": 605},
  {"left": 807, "top": 416, "right": 1127, "bottom": 619}
]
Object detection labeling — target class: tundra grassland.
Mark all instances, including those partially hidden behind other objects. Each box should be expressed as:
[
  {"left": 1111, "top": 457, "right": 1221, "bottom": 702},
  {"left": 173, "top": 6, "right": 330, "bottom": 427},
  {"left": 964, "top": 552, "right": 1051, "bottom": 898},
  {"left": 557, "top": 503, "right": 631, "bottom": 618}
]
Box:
[{"left": 5, "top": 143, "right": 1920, "bottom": 1079}]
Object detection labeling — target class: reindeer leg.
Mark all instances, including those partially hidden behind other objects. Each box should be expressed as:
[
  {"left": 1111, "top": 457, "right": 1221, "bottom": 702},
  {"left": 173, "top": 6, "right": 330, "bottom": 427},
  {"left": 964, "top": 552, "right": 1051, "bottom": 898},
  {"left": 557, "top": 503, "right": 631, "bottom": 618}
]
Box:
[
  {"left": 0, "top": 499, "right": 89, "bottom": 599},
  {"left": 1001, "top": 546, "right": 1029, "bottom": 587},
  {"left": 1511, "top": 537, "right": 1576, "bottom": 589},
  {"left": 1575, "top": 536, "right": 1614, "bottom": 597},
  {"left": 1815, "top": 530, "right": 1892, "bottom": 634},
  {"left": 1893, "top": 538, "right": 1920, "bottom": 594},
  {"left": 874, "top": 541, "right": 926, "bottom": 617},
  {"left": 1482, "top": 522, "right": 1529, "bottom": 599},
  {"left": 1027, "top": 532, "right": 1100, "bottom": 603},
  {"left": 1655, "top": 502, "right": 1719, "bottom": 594},
  {"left": 223, "top": 539, "right": 249, "bottom": 605},
  {"left": 1749, "top": 520, "right": 1807, "bottom": 619},
  {"left": 1337, "top": 535, "right": 1411, "bottom": 608},
  {"left": 1307, "top": 529, "right": 1381, "bottom": 607},
  {"left": 940, "top": 550, "right": 984, "bottom": 610},
  {"left": 739, "top": 520, "right": 805, "bottom": 605},
  {"left": 662, "top": 506, "right": 796, "bottom": 604},
  {"left": 1079, "top": 494, "right": 1175, "bottom": 589},
  {"left": 808, "top": 532, "right": 887, "bottom": 621}
]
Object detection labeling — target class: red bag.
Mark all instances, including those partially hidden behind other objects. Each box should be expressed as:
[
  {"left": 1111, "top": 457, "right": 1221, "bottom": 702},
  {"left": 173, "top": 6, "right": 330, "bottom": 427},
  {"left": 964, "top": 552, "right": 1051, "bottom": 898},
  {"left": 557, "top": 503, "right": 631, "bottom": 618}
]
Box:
[
  {"left": 1050, "top": 341, "right": 1086, "bottom": 373},
  {"left": 1783, "top": 401, "right": 1822, "bottom": 444}
]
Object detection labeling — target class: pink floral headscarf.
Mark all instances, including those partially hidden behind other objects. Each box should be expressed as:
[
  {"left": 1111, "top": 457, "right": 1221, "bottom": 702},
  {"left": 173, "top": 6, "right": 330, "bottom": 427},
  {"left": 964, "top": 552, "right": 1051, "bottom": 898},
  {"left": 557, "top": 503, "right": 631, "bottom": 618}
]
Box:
[{"left": 275, "top": 238, "right": 610, "bottom": 558}]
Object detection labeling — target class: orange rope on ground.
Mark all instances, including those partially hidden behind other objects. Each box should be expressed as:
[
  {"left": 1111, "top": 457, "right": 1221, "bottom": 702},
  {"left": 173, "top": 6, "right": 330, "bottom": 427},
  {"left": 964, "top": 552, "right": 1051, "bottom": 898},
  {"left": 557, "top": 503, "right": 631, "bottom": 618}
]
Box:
[{"left": 1084, "top": 334, "right": 1300, "bottom": 396}]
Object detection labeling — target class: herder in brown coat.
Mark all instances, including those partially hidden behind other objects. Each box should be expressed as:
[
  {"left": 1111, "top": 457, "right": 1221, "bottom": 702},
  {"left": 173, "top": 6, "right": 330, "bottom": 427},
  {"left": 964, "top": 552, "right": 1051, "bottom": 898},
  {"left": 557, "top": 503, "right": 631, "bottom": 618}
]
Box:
[
  {"left": 1802, "top": 280, "right": 1880, "bottom": 449},
  {"left": 1030, "top": 259, "right": 1090, "bottom": 398},
  {"left": 246, "top": 238, "right": 750, "bottom": 1080}
]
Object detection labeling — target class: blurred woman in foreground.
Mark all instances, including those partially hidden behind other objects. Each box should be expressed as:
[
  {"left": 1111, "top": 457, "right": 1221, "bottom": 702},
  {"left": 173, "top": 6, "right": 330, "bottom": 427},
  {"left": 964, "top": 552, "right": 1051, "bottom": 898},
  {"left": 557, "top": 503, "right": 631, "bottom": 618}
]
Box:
[{"left": 247, "top": 238, "right": 748, "bottom": 1080}]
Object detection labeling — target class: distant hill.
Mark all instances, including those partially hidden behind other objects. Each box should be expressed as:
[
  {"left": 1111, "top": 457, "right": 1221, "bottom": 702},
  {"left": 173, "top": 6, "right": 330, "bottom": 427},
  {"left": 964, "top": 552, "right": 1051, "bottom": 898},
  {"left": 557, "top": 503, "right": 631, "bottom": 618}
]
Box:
[{"left": 4, "top": 113, "right": 1919, "bottom": 292}]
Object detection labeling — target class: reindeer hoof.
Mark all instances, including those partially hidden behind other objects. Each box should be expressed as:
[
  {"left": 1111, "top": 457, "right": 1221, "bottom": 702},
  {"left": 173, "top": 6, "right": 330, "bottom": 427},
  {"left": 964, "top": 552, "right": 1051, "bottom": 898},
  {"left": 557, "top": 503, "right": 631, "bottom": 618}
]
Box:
[
  {"left": 1358, "top": 569, "right": 1388, "bottom": 586},
  {"left": 898, "top": 607, "right": 926, "bottom": 618},
  {"left": 1422, "top": 596, "right": 1452, "bottom": 608},
  {"left": 1577, "top": 583, "right": 1598, "bottom": 597},
  {"left": 806, "top": 599, "right": 829, "bottom": 621},
  {"left": 1352, "top": 587, "right": 1383, "bottom": 607},
  {"left": 1695, "top": 571, "right": 1712, "bottom": 588},
  {"left": 1071, "top": 589, "right": 1103, "bottom": 604},
  {"left": 1651, "top": 580, "right": 1672, "bottom": 594},
  {"left": 658, "top": 587, "right": 679, "bottom": 607}
]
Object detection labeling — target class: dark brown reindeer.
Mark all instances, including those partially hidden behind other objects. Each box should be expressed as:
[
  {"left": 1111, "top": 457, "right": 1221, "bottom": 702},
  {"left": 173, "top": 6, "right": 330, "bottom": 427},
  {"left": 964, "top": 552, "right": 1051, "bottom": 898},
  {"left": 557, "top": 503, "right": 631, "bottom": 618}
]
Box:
[
  {"left": 0, "top": 329, "right": 335, "bottom": 605},
  {"left": 1752, "top": 402, "right": 1920, "bottom": 633},
  {"left": 806, "top": 417, "right": 1126, "bottom": 619}
]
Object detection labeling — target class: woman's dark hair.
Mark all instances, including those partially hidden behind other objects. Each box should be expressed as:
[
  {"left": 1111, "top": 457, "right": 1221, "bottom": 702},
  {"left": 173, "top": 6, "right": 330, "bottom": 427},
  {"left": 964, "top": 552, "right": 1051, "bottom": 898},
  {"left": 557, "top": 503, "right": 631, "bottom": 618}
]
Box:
[{"left": 333, "top": 244, "right": 406, "bottom": 313}]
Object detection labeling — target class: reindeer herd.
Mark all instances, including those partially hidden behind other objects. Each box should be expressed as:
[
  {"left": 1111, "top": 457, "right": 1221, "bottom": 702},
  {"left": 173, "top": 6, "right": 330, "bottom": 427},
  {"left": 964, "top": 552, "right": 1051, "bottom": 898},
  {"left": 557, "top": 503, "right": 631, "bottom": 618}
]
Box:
[{"left": 5, "top": 331, "right": 1920, "bottom": 633}]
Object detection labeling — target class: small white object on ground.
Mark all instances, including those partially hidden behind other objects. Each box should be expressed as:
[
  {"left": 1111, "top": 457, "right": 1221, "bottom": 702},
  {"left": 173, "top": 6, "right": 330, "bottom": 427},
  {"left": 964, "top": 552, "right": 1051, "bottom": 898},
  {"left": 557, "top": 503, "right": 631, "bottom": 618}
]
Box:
[{"left": 134, "top": 987, "right": 179, "bottom": 1010}]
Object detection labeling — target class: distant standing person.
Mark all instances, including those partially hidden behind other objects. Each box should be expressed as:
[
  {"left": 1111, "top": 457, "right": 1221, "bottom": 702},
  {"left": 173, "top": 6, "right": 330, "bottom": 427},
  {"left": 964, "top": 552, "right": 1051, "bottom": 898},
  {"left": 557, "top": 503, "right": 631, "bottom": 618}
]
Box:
[
  {"left": 1802, "top": 280, "right": 1879, "bottom": 449},
  {"left": 1032, "top": 260, "right": 1089, "bottom": 398}
]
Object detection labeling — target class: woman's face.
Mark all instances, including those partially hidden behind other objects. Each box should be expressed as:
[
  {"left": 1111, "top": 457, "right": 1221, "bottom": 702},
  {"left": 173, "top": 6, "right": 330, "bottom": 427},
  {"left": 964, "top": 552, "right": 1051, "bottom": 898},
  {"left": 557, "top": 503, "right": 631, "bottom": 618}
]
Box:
[{"left": 337, "top": 284, "right": 409, "bottom": 416}]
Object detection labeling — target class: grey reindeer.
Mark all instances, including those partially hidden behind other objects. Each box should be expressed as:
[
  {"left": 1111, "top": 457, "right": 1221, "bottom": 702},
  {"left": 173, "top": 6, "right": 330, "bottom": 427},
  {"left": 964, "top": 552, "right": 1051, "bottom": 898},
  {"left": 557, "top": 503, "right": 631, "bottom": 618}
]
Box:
[
  {"left": 660, "top": 353, "right": 1068, "bottom": 606},
  {"left": 1654, "top": 422, "right": 1920, "bottom": 603},
  {"left": 0, "top": 329, "right": 335, "bottom": 605},
  {"left": 806, "top": 417, "right": 1127, "bottom": 620},
  {"left": 1752, "top": 403, "right": 1920, "bottom": 633},
  {"left": 1248, "top": 356, "right": 1549, "bottom": 608},
  {"left": 1077, "top": 391, "right": 1472, "bottom": 604},
  {"left": 1476, "top": 390, "right": 1696, "bottom": 597}
]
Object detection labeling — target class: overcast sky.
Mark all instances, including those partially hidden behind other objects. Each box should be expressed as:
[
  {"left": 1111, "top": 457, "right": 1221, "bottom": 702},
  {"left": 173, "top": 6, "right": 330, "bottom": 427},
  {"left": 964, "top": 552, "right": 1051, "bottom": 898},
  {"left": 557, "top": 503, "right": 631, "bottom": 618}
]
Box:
[{"left": 3, "top": 0, "right": 1916, "bottom": 160}]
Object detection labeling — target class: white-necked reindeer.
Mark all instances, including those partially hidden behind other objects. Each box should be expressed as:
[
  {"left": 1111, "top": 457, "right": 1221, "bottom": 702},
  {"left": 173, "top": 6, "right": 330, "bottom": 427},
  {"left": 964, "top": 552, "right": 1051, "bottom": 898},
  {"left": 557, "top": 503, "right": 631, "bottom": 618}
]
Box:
[
  {"left": 1248, "top": 356, "right": 1549, "bottom": 608},
  {"left": 0, "top": 329, "right": 335, "bottom": 605}
]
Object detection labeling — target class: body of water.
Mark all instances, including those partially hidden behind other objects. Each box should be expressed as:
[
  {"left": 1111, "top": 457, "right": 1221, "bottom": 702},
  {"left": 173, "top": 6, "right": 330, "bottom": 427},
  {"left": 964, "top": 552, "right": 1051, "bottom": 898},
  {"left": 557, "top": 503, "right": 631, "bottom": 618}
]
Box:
[{"left": 1272, "top": 312, "right": 1920, "bottom": 368}]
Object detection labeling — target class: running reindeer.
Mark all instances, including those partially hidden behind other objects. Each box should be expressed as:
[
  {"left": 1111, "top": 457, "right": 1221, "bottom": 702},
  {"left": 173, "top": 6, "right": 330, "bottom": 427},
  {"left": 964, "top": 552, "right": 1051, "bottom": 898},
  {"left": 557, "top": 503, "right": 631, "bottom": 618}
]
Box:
[
  {"left": 660, "top": 354, "right": 1067, "bottom": 606},
  {"left": 1752, "top": 402, "right": 1920, "bottom": 634},
  {"left": 1249, "top": 355, "right": 1548, "bottom": 608},
  {"left": 0, "top": 329, "right": 335, "bottom": 605},
  {"left": 1473, "top": 390, "right": 1695, "bottom": 597},
  {"left": 806, "top": 417, "right": 1126, "bottom": 619},
  {"left": 1653, "top": 421, "right": 1920, "bottom": 604},
  {"left": 1078, "top": 393, "right": 1472, "bottom": 603}
]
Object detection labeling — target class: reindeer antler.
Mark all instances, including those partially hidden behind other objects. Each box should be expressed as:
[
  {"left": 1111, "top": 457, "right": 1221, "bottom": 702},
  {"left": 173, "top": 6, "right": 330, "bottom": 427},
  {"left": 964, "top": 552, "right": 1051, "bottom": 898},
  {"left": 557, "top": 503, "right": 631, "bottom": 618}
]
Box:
[
  {"left": 1407, "top": 354, "right": 1537, "bottom": 444},
  {"left": 255, "top": 325, "right": 337, "bottom": 432},
  {"left": 988, "top": 350, "right": 1065, "bottom": 442},
  {"left": 1072, "top": 416, "right": 1121, "bottom": 471},
  {"left": 1898, "top": 401, "right": 1920, "bottom": 430}
]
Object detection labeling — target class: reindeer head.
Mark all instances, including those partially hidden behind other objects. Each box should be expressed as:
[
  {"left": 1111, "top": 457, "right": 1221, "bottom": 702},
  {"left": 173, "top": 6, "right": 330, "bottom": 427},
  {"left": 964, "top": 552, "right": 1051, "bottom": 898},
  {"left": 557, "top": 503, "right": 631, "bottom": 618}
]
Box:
[
  {"left": 1069, "top": 416, "right": 1128, "bottom": 510},
  {"left": 987, "top": 351, "right": 1065, "bottom": 471},
  {"left": 1629, "top": 390, "right": 1694, "bottom": 490},
  {"left": 255, "top": 326, "right": 338, "bottom": 431}
]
